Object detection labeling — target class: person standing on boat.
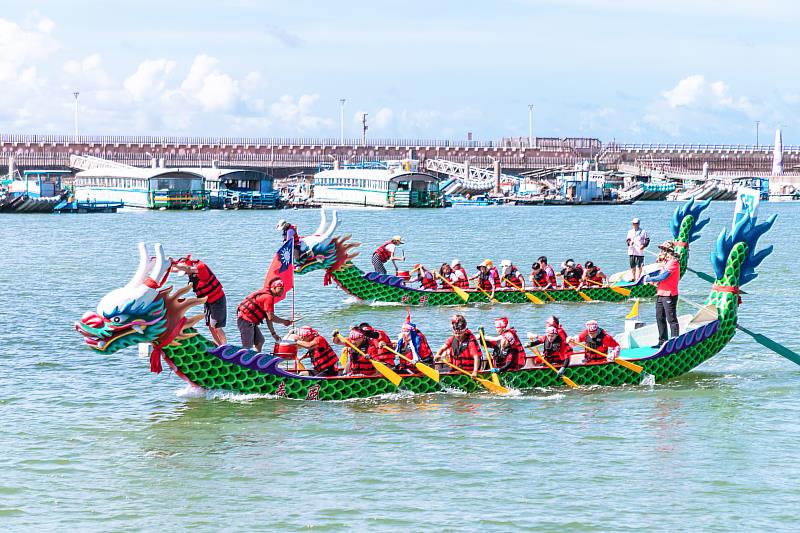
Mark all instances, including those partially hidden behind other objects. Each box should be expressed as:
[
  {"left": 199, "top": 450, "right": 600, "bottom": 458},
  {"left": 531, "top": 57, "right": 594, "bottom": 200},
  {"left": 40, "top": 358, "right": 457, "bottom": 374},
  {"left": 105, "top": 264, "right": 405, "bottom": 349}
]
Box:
[
  {"left": 236, "top": 279, "right": 294, "bottom": 351},
  {"left": 169, "top": 256, "right": 227, "bottom": 346},
  {"left": 626, "top": 217, "right": 650, "bottom": 281},
  {"left": 436, "top": 314, "right": 481, "bottom": 376},
  {"left": 645, "top": 241, "right": 681, "bottom": 347},
  {"left": 500, "top": 260, "right": 525, "bottom": 289},
  {"left": 411, "top": 264, "right": 437, "bottom": 290},
  {"left": 580, "top": 261, "right": 607, "bottom": 289},
  {"left": 293, "top": 326, "right": 339, "bottom": 376},
  {"left": 449, "top": 259, "right": 470, "bottom": 289},
  {"left": 371, "top": 236, "right": 404, "bottom": 275},
  {"left": 567, "top": 320, "right": 620, "bottom": 363},
  {"left": 395, "top": 322, "right": 434, "bottom": 372},
  {"left": 482, "top": 317, "right": 525, "bottom": 372},
  {"left": 276, "top": 219, "right": 311, "bottom": 262},
  {"left": 537, "top": 256, "right": 557, "bottom": 288}
]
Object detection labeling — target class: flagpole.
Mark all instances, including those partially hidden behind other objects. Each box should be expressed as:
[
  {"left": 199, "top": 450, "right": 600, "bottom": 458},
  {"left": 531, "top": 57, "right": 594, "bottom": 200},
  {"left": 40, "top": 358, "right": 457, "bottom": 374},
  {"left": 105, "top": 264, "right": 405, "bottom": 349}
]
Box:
[{"left": 291, "top": 231, "right": 297, "bottom": 372}]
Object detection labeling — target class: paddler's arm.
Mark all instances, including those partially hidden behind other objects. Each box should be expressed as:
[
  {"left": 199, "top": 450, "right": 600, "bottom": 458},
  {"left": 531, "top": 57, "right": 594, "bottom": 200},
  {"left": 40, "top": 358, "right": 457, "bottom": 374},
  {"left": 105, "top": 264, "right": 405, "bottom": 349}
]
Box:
[
  {"left": 644, "top": 269, "right": 670, "bottom": 283},
  {"left": 469, "top": 341, "right": 480, "bottom": 377}
]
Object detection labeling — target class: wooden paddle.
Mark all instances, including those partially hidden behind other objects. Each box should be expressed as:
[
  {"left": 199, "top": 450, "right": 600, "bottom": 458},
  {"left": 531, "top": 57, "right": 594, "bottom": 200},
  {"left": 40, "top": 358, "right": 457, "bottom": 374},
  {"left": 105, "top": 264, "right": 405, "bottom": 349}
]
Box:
[
  {"left": 528, "top": 344, "right": 579, "bottom": 389},
  {"left": 558, "top": 274, "right": 592, "bottom": 301},
  {"left": 474, "top": 284, "right": 499, "bottom": 304},
  {"left": 572, "top": 341, "right": 643, "bottom": 373},
  {"left": 336, "top": 334, "right": 403, "bottom": 386},
  {"left": 382, "top": 344, "right": 440, "bottom": 383},
  {"left": 504, "top": 278, "right": 545, "bottom": 305},
  {"left": 434, "top": 271, "right": 470, "bottom": 302},
  {"left": 478, "top": 328, "right": 503, "bottom": 386},
  {"left": 586, "top": 277, "right": 631, "bottom": 297},
  {"left": 441, "top": 361, "right": 510, "bottom": 395}
]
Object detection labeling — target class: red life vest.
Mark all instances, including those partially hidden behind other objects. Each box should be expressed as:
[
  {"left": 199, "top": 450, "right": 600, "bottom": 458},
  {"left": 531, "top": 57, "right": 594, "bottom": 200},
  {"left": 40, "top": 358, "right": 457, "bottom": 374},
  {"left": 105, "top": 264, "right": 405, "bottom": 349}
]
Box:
[
  {"left": 452, "top": 267, "right": 470, "bottom": 289},
  {"left": 373, "top": 240, "right": 394, "bottom": 262},
  {"left": 189, "top": 262, "right": 224, "bottom": 303},
  {"left": 370, "top": 330, "right": 395, "bottom": 366},
  {"left": 502, "top": 268, "right": 521, "bottom": 287},
  {"left": 561, "top": 267, "right": 582, "bottom": 286},
  {"left": 348, "top": 344, "right": 376, "bottom": 375},
  {"left": 398, "top": 331, "right": 433, "bottom": 369},
  {"left": 541, "top": 335, "right": 569, "bottom": 365},
  {"left": 478, "top": 270, "right": 494, "bottom": 291},
  {"left": 449, "top": 330, "right": 479, "bottom": 371},
  {"left": 585, "top": 267, "right": 604, "bottom": 285},
  {"left": 581, "top": 328, "right": 619, "bottom": 363},
  {"left": 237, "top": 289, "right": 273, "bottom": 324},
  {"left": 420, "top": 272, "right": 437, "bottom": 290},
  {"left": 503, "top": 328, "right": 526, "bottom": 369},
  {"left": 530, "top": 269, "right": 547, "bottom": 287},
  {"left": 309, "top": 336, "right": 338, "bottom": 372}
]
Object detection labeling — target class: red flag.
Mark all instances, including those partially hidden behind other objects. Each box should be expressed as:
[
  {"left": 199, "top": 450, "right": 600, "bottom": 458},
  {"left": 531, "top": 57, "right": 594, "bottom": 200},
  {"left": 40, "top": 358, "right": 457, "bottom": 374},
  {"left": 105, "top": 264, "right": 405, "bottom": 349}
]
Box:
[{"left": 264, "top": 236, "right": 294, "bottom": 303}]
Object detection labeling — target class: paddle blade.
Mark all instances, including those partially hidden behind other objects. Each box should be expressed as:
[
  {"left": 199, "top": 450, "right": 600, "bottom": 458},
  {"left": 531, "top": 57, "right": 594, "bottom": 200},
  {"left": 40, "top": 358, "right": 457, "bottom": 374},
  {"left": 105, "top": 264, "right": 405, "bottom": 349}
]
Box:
[
  {"left": 542, "top": 291, "right": 555, "bottom": 302},
  {"left": 490, "top": 373, "right": 501, "bottom": 386},
  {"left": 561, "top": 375, "right": 579, "bottom": 389},
  {"left": 577, "top": 290, "right": 592, "bottom": 302},
  {"left": 609, "top": 285, "right": 632, "bottom": 297},
  {"left": 477, "top": 377, "right": 510, "bottom": 395},
  {"left": 625, "top": 299, "right": 640, "bottom": 319},
  {"left": 737, "top": 325, "right": 800, "bottom": 366},
  {"left": 453, "top": 285, "right": 470, "bottom": 302},
  {"left": 524, "top": 292, "right": 545, "bottom": 304},
  {"left": 371, "top": 359, "right": 403, "bottom": 386},
  {"left": 614, "top": 358, "right": 643, "bottom": 374},
  {"left": 415, "top": 361, "right": 440, "bottom": 382}
]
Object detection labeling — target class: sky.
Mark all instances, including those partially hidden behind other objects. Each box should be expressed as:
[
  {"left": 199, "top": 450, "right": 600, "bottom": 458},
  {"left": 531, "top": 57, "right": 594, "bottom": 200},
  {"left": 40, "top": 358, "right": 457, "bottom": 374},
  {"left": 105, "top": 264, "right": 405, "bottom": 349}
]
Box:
[{"left": 0, "top": 0, "right": 798, "bottom": 144}]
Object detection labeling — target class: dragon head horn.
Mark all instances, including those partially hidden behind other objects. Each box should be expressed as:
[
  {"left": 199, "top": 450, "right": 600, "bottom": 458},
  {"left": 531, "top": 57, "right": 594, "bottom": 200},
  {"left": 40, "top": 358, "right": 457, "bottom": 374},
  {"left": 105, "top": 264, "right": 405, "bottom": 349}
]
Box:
[
  {"left": 124, "top": 242, "right": 150, "bottom": 290},
  {"left": 312, "top": 207, "right": 328, "bottom": 237},
  {"left": 319, "top": 210, "right": 339, "bottom": 242},
  {"left": 147, "top": 243, "right": 170, "bottom": 288}
]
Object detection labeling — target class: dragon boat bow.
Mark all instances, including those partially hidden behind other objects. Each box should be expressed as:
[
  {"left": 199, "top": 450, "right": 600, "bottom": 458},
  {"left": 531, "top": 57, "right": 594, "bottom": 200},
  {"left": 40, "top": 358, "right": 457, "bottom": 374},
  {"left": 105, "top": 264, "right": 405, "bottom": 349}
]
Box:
[{"left": 75, "top": 209, "right": 775, "bottom": 401}]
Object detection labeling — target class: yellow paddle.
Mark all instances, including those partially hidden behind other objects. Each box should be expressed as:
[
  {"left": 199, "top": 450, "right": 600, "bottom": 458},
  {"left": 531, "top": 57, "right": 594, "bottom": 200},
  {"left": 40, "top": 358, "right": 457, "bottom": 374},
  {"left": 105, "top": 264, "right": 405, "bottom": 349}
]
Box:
[
  {"left": 572, "top": 341, "right": 643, "bottom": 373},
  {"left": 336, "top": 334, "right": 403, "bottom": 387},
  {"left": 441, "top": 361, "right": 510, "bottom": 395},
  {"left": 586, "top": 277, "right": 631, "bottom": 297},
  {"left": 434, "top": 271, "right": 470, "bottom": 302},
  {"left": 382, "top": 344, "right": 440, "bottom": 383},
  {"left": 558, "top": 274, "right": 592, "bottom": 302},
  {"left": 474, "top": 284, "right": 499, "bottom": 304},
  {"left": 504, "top": 278, "right": 544, "bottom": 305},
  {"left": 529, "top": 344, "right": 579, "bottom": 389},
  {"left": 478, "top": 328, "right": 503, "bottom": 386}
]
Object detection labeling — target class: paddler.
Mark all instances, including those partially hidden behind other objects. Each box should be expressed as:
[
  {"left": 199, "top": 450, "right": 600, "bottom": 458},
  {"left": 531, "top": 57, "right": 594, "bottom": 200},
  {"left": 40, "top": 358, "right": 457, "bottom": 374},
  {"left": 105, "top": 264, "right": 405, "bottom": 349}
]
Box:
[
  {"left": 293, "top": 325, "right": 340, "bottom": 376},
  {"left": 500, "top": 259, "right": 525, "bottom": 289},
  {"left": 644, "top": 241, "right": 681, "bottom": 347},
  {"left": 169, "top": 255, "right": 227, "bottom": 346},
  {"left": 357, "top": 322, "right": 396, "bottom": 368},
  {"left": 449, "top": 259, "right": 470, "bottom": 289},
  {"left": 529, "top": 262, "right": 549, "bottom": 288},
  {"left": 527, "top": 325, "right": 571, "bottom": 376},
  {"left": 537, "top": 256, "right": 558, "bottom": 288},
  {"left": 338, "top": 327, "right": 378, "bottom": 376},
  {"left": 471, "top": 259, "right": 499, "bottom": 298},
  {"left": 236, "top": 278, "right": 294, "bottom": 351},
  {"left": 371, "top": 235, "right": 404, "bottom": 275},
  {"left": 411, "top": 263, "right": 437, "bottom": 290},
  {"left": 435, "top": 314, "right": 481, "bottom": 376},
  {"left": 395, "top": 321, "right": 434, "bottom": 372},
  {"left": 560, "top": 259, "right": 583, "bottom": 287},
  {"left": 580, "top": 260, "right": 607, "bottom": 289},
  {"left": 481, "top": 317, "right": 525, "bottom": 372},
  {"left": 438, "top": 263, "right": 454, "bottom": 289},
  {"left": 567, "top": 320, "right": 620, "bottom": 363}
]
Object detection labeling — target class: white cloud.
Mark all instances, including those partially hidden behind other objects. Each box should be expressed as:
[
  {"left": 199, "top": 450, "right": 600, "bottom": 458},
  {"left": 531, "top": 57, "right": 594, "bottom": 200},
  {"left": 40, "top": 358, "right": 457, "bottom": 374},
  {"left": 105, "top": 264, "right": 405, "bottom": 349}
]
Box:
[
  {"left": 36, "top": 16, "right": 55, "bottom": 33},
  {"left": 662, "top": 74, "right": 753, "bottom": 114},
  {"left": 0, "top": 17, "right": 57, "bottom": 83},
  {"left": 124, "top": 59, "right": 177, "bottom": 101},
  {"left": 180, "top": 54, "right": 239, "bottom": 112},
  {"left": 64, "top": 54, "right": 114, "bottom": 89},
  {"left": 374, "top": 107, "right": 393, "bottom": 128}
]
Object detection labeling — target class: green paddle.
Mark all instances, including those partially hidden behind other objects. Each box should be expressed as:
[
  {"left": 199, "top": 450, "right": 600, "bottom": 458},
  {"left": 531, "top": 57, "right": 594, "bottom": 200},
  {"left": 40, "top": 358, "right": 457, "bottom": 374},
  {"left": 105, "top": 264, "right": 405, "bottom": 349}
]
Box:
[{"left": 736, "top": 325, "right": 800, "bottom": 367}]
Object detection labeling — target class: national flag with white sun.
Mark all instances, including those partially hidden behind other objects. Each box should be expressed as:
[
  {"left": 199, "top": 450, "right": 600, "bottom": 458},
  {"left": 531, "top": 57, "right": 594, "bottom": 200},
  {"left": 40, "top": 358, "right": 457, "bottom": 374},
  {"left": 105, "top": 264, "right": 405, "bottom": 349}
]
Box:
[{"left": 263, "top": 231, "right": 295, "bottom": 303}]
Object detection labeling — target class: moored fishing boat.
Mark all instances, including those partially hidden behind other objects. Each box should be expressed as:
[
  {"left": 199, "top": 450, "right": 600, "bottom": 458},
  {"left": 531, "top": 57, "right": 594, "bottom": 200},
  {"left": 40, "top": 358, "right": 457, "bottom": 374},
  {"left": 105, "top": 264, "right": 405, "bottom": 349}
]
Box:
[
  {"left": 300, "top": 198, "right": 711, "bottom": 306},
  {"left": 75, "top": 207, "right": 776, "bottom": 400}
]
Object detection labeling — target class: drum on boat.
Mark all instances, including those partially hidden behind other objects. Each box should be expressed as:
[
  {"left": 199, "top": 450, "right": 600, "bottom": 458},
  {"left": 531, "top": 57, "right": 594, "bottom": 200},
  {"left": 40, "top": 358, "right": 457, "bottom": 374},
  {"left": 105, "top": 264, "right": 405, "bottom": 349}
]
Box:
[
  {"left": 274, "top": 339, "right": 298, "bottom": 359},
  {"left": 397, "top": 271, "right": 411, "bottom": 281}
]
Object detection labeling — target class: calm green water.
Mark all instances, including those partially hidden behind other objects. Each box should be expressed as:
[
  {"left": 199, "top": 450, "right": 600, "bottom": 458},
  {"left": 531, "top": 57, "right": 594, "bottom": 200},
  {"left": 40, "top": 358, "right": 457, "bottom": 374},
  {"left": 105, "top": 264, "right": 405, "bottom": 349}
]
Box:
[{"left": 1, "top": 202, "right": 798, "bottom": 531}]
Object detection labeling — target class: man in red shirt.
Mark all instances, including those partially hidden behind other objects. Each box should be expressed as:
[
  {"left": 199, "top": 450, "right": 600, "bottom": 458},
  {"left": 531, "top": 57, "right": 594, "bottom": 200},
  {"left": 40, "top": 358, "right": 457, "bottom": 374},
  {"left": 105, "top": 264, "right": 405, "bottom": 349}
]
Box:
[
  {"left": 435, "top": 314, "right": 480, "bottom": 376},
  {"left": 170, "top": 256, "right": 227, "bottom": 345},
  {"left": 645, "top": 241, "right": 682, "bottom": 346},
  {"left": 568, "top": 320, "right": 620, "bottom": 363},
  {"left": 236, "top": 279, "right": 293, "bottom": 351}
]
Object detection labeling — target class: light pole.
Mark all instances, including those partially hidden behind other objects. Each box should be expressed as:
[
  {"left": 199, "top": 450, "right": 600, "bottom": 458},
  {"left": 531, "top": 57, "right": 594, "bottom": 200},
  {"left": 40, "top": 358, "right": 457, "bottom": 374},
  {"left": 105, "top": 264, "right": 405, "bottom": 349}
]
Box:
[
  {"left": 339, "top": 99, "right": 346, "bottom": 145},
  {"left": 528, "top": 104, "right": 534, "bottom": 148},
  {"left": 755, "top": 120, "right": 760, "bottom": 148},
  {"left": 361, "top": 112, "right": 368, "bottom": 146},
  {"left": 73, "top": 92, "right": 80, "bottom": 139}
]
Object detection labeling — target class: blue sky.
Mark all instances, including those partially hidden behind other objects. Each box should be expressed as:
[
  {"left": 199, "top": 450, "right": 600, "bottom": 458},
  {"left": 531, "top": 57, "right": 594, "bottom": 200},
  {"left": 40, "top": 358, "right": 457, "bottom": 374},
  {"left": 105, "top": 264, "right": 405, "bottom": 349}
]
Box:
[{"left": 1, "top": 0, "right": 797, "bottom": 143}]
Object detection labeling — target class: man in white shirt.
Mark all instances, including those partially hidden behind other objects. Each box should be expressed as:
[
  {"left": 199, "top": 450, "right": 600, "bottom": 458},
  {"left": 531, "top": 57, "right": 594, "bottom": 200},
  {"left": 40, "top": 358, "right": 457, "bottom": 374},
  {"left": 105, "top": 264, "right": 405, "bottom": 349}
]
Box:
[{"left": 626, "top": 217, "right": 649, "bottom": 281}]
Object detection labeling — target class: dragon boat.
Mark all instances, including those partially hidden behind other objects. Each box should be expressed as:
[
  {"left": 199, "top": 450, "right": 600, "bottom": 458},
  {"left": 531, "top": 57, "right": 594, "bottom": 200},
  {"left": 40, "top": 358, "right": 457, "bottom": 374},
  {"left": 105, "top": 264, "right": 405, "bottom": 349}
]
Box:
[
  {"left": 291, "top": 198, "right": 711, "bottom": 306},
  {"left": 75, "top": 209, "right": 775, "bottom": 401}
]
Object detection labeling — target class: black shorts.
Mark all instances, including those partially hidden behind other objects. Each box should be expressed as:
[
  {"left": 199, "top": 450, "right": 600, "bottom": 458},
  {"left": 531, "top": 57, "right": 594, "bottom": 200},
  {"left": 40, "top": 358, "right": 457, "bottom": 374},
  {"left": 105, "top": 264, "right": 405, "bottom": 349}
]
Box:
[
  {"left": 629, "top": 255, "right": 644, "bottom": 269},
  {"left": 205, "top": 295, "right": 227, "bottom": 328},
  {"left": 237, "top": 317, "right": 265, "bottom": 349}
]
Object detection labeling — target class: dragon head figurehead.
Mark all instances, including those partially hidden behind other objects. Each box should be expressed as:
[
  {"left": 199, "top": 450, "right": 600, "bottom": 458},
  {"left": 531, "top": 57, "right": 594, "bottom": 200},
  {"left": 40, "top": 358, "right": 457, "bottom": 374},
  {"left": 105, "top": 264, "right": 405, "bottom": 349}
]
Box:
[
  {"left": 75, "top": 243, "right": 205, "bottom": 371},
  {"left": 294, "top": 208, "right": 360, "bottom": 275}
]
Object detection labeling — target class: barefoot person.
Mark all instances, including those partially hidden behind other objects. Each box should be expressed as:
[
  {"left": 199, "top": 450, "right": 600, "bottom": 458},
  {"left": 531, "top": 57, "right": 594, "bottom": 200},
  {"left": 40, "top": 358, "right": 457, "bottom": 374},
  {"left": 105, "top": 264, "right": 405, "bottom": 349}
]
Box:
[{"left": 236, "top": 279, "right": 293, "bottom": 352}]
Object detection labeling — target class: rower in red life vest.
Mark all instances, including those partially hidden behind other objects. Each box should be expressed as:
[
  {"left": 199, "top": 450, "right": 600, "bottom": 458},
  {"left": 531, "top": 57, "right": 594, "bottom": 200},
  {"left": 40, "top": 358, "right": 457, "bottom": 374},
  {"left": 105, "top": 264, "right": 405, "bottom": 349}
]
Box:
[
  {"left": 435, "top": 314, "right": 481, "bottom": 376},
  {"left": 170, "top": 255, "right": 228, "bottom": 346},
  {"left": 293, "top": 325, "right": 340, "bottom": 376},
  {"left": 527, "top": 315, "right": 573, "bottom": 367},
  {"left": 560, "top": 259, "right": 583, "bottom": 288},
  {"left": 356, "top": 322, "right": 396, "bottom": 368},
  {"left": 236, "top": 278, "right": 294, "bottom": 352},
  {"left": 537, "top": 256, "right": 558, "bottom": 288},
  {"left": 528, "top": 325, "right": 571, "bottom": 376},
  {"left": 395, "top": 322, "right": 434, "bottom": 372},
  {"left": 500, "top": 259, "right": 525, "bottom": 290},
  {"left": 371, "top": 236, "right": 404, "bottom": 275},
  {"left": 529, "top": 262, "right": 549, "bottom": 288},
  {"left": 567, "top": 320, "right": 620, "bottom": 363},
  {"left": 471, "top": 259, "right": 499, "bottom": 297},
  {"left": 482, "top": 316, "right": 526, "bottom": 372},
  {"left": 412, "top": 264, "right": 438, "bottom": 290},
  {"left": 580, "top": 260, "right": 606, "bottom": 289},
  {"left": 339, "top": 327, "right": 378, "bottom": 376},
  {"left": 449, "top": 259, "right": 470, "bottom": 289}
]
